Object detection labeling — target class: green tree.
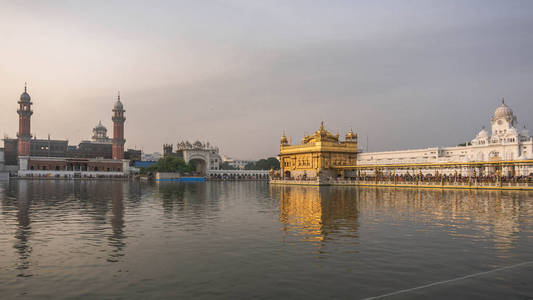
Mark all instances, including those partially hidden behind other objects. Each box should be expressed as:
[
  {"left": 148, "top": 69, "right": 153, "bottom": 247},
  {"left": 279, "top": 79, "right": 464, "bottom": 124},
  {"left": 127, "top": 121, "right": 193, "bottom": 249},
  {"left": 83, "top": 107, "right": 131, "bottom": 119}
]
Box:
[
  {"left": 142, "top": 156, "right": 194, "bottom": 174},
  {"left": 244, "top": 157, "right": 280, "bottom": 170},
  {"left": 220, "top": 161, "right": 238, "bottom": 170}
]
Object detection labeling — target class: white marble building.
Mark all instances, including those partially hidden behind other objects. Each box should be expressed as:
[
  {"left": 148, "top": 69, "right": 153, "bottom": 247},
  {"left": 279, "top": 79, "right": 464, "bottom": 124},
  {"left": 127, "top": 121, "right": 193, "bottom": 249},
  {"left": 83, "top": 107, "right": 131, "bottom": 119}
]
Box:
[
  {"left": 176, "top": 141, "right": 222, "bottom": 174},
  {"left": 221, "top": 156, "right": 254, "bottom": 170},
  {"left": 357, "top": 99, "right": 533, "bottom": 176}
]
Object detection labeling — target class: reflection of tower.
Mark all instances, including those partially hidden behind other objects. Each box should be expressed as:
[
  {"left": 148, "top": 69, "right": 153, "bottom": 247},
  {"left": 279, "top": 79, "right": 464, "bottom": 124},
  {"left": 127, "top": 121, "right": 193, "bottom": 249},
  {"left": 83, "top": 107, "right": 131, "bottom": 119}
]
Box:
[
  {"left": 163, "top": 144, "right": 173, "bottom": 158},
  {"left": 14, "top": 180, "right": 32, "bottom": 276},
  {"left": 274, "top": 185, "right": 359, "bottom": 243},
  {"left": 108, "top": 182, "right": 126, "bottom": 263},
  {"left": 112, "top": 92, "right": 126, "bottom": 160},
  {"left": 17, "top": 83, "right": 33, "bottom": 157}
]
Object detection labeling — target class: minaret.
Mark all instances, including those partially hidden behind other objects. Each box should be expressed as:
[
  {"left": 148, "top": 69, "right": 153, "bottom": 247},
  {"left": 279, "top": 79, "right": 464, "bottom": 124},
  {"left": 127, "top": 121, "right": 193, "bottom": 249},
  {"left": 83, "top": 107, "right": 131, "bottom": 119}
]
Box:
[
  {"left": 112, "top": 91, "right": 126, "bottom": 160},
  {"left": 163, "top": 144, "right": 173, "bottom": 158},
  {"left": 17, "top": 83, "right": 33, "bottom": 157}
]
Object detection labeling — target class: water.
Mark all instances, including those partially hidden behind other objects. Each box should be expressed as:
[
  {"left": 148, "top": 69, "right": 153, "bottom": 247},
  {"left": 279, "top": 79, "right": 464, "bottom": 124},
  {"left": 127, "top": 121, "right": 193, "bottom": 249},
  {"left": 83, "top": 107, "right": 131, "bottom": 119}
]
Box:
[{"left": 1, "top": 180, "right": 533, "bottom": 299}]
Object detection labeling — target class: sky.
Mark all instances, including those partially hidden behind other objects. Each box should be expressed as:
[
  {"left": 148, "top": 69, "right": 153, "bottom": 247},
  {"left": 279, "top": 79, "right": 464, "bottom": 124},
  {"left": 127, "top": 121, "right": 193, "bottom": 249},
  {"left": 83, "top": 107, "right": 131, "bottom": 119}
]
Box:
[{"left": 1, "top": 0, "right": 532, "bottom": 159}]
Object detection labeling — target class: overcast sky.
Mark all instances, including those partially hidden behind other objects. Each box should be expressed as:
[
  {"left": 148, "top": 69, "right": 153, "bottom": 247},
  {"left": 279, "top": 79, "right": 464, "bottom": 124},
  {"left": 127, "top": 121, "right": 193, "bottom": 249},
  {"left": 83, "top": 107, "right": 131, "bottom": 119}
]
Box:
[{"left": 1, "top": 0, "right": 532, "bottom": 159}]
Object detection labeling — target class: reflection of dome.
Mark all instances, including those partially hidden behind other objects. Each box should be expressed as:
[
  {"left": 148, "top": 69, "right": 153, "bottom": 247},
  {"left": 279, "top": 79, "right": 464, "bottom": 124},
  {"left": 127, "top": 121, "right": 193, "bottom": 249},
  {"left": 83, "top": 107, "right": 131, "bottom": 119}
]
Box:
[{"left": 20, "top": 85, "right": 31, "bottom": 102}]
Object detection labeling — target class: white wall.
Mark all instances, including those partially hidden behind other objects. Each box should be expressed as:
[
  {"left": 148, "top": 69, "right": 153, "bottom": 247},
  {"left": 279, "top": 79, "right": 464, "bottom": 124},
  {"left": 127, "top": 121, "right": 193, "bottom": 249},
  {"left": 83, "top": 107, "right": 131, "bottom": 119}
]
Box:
[
  {"left": 18, "top": 170, "right": 125, "bottom": 177},
  {"left": 208, "top": 170, "right": 269, "bottom": 176}
]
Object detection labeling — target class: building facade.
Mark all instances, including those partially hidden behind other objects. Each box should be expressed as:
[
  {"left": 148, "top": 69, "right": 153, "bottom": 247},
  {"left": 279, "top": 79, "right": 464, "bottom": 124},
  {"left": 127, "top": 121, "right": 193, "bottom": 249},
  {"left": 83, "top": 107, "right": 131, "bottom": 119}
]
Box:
[
  {"left": 357, "top": 99, "right": 533, "bottom": 176},
  {"left": 9, "top": 85, "right": 131, "bottom": 177},
  {"left": 17, "top": 84, "right": 33, "bottom": 157},
  {"left": 3, "top": 98, "right": 140, "bottom": 167},
  {"left": 278, "top": 122, "right": 358, "bottom": 179},
  {"left": 112, "top": 93, "right": 126, "bottom": 160},
  {"left": 92, "top": 121, "right": 111, "bottom": 143},
  {"left": 163, "top": 141, "right": 222, "bottom": 175},
  {"left": 221, "top": 156, "right": 254, "bottom": 170}
]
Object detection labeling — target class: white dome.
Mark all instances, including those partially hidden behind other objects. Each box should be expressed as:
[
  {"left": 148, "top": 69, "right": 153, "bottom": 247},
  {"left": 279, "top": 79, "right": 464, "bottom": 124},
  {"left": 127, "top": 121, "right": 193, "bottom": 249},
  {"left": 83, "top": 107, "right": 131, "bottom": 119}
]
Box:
[
  {"left": 114, "top": 99, "right": 123, "bottom": 110},
  {"left": 19, "top": 85, "right": 31, "bottom": 102},
  {"left": 491, "top": 98, "right": 516, "bottom": 123},
  {"left": 113, "top": 91, "right": 124, "bottom": 110},
  {"left": 93, "top": 121, "right": 107, "bottom": 132},
  {"left": 520, "top": 126, "right": 530, "bottom": 137},
  {"left": 20, "top": 91, "right": 31, "bottom": 102},
  {"left": 476, "top": 127, "right": 489, "bottom": 139}
]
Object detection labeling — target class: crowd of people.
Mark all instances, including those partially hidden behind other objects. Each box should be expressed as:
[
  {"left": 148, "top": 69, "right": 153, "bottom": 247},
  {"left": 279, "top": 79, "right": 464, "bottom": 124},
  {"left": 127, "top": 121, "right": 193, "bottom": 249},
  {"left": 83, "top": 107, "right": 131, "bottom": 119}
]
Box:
[
  {"left": 209, "top": 174, "right": 269, "bottom": 181},
  {"left": 353, "top": 173, "right": 533, "bottom": 184},
  {"left": 275, "top": 172, "right": 533, "bottom": 185}
]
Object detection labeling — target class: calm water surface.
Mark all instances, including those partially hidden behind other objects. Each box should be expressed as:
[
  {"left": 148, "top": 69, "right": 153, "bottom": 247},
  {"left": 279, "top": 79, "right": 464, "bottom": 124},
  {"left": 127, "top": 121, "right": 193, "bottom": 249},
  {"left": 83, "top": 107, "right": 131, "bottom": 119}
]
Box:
[{"left": 1, "top": 180, "right": 533, "bottom": 299}]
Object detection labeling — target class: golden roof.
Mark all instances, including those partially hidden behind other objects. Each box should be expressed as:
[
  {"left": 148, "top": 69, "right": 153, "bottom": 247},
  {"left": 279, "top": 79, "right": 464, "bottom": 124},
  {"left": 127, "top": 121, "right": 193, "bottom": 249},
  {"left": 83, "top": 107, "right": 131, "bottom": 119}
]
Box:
[
  {"left": 346, "top": 129, "right": 357, "bottom": 140},
  {"left": 301, "top": 121, "right": 339, "bottom": 144},
  {"left": 280, "top": 132, "right": 288, "bottom": 144}
]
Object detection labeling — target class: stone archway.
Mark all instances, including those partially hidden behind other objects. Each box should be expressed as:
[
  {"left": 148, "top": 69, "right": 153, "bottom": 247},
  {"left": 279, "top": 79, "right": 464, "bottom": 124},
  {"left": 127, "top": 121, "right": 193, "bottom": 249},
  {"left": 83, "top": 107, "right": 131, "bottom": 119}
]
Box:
[
  {"left": 182, "top": 149, "right": 213, "bottom": 176},
  {"left": 189, "top": 158, "right": 207, "bottom": 176}
]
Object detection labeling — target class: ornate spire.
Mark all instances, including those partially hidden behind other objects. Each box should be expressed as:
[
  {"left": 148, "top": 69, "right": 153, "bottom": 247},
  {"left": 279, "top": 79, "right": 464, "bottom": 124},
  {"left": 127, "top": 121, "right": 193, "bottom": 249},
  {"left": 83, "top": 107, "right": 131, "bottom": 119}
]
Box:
[
  {"left": 24, "top": 81, "right": 27, "bottom": 92},
  {"left": 118, "top": 90, "right": 120, "bottom": 101},
  {"left": 280, "top": 130, "right": 288, "bottom": 145},
  {"left": 502, "top": 97, "right": 505, "bottom": 105},
  {"left": 320, "top": 121, "right": 325, "bottom": 131}
]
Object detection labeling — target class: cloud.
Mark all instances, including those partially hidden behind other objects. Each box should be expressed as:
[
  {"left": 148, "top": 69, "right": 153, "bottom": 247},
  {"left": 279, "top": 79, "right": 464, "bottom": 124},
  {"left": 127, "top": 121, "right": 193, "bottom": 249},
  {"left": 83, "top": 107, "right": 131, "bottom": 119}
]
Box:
[{"left": 1, "top": 1, "right": 532, "bottom": 159}]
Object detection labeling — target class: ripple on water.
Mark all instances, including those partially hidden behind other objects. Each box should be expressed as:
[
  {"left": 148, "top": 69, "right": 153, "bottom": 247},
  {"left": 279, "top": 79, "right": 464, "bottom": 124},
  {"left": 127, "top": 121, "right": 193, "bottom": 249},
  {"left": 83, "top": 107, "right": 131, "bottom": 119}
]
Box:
[{"left": 0, "top": 181, "right": 533, "bottom": 299}]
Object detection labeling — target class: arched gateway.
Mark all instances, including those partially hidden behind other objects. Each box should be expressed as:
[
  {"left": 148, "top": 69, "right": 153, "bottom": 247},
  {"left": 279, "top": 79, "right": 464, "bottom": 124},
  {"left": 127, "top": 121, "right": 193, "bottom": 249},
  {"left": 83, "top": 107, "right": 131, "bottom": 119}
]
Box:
[
  {"left": 163, "top": 140, "right": 222, "bottom": 176},
  {"left": 185, "top": 153, "right": 209, "bottom": 175}
]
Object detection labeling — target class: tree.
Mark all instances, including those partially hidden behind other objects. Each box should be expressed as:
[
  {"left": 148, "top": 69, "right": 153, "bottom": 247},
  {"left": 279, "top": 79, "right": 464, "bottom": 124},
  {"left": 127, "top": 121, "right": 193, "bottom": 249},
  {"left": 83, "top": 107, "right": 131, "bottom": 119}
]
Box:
[
  {"left": 244, "top": 157, "right": 280, "bottom": 170},
  {"left": 142, "top": 156, "right": 194, "bottom": 174},
  {"left": 220, "top": 162, "right": 238, "bottom": 170}
]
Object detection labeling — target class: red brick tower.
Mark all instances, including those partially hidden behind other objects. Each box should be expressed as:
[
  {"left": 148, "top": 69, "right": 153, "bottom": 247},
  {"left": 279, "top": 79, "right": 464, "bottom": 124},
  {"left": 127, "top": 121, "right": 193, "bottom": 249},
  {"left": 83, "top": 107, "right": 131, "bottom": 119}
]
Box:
[
  {"left": 112, "top": 92, "right": 126, "bottom": 160},
  {"left": 17, "top": 83, "right": 33, "bottom": 157}
]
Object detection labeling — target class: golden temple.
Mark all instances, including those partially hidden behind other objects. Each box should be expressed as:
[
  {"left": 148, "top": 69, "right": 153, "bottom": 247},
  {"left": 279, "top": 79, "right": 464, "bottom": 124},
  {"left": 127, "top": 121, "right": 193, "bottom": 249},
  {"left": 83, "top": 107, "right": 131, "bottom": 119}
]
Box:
[{"left": 276, "top": 122, "right": 358, "bottom": 180}]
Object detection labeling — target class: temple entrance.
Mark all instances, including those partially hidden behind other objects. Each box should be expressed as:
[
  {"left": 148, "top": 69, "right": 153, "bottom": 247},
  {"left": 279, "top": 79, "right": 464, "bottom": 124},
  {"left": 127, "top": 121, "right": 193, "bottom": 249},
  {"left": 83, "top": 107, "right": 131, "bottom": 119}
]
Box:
[
  {"left": 284, "top": 171, "right": 291, "bottom": 179},
  {"left": 189, "top": 158, "right": 207, "bottom": 176}
]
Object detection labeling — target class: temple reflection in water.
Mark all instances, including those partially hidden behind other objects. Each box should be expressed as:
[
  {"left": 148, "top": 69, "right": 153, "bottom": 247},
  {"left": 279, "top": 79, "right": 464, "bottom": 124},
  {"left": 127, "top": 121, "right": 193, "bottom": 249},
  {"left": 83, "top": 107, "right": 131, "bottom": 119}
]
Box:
[
  {"left": 272, "top": 185, "right": 360, "bottom": 243},
  {"left": 272, "top": 185, "right": 533, "bottom": 251},
  {"left": 0, "top": 180, "right": 130, "bottom": 277}
]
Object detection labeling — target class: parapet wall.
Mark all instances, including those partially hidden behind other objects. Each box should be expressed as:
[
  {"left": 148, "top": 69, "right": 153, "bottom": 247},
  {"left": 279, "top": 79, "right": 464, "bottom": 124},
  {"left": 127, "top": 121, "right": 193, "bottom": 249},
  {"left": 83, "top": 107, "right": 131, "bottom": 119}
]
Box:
[{"left": 155, "top": 172, "right": 181, "bottom": 180}]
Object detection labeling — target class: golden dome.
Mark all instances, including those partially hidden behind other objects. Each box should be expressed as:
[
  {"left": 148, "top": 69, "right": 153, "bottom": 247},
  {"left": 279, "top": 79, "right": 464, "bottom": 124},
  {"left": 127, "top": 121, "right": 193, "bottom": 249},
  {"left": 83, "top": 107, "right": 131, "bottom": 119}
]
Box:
[
  {"left": 346, "top": 129, "right": 357, "bottom": 141},
  {"left": 305, "top": 121, "right": 339, "bottom": 143},
  {"left": 280, "top": 132, "right": 288, "bottom": 145}
]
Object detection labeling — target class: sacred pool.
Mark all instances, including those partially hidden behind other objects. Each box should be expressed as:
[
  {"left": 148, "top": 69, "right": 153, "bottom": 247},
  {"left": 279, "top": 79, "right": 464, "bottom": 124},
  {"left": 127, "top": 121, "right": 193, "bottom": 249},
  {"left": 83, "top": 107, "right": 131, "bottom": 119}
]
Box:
[{"left": 1, "top": 180, "right": 532, "bottom": 299}]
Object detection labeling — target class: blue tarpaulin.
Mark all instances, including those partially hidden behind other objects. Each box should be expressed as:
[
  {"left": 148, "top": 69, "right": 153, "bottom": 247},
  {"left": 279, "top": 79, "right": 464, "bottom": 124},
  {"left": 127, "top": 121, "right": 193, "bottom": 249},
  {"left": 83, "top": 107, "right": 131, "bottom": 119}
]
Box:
[
  {"left": 156, "top": 177, "right": 206, "bottom": 182},
  {"left": 135, "top": 161, "right": 157, "bottom": 168}
]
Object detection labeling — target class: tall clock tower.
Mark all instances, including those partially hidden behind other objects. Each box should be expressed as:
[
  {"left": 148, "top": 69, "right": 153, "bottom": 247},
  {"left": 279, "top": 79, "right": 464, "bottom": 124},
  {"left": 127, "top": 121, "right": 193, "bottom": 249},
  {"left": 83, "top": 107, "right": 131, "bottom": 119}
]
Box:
[
  {"left": 112, "top": 92, "right": 126, "bottom": 160},
  {"left": 17, "top": 83, "right": 33, "bottom": 157}
]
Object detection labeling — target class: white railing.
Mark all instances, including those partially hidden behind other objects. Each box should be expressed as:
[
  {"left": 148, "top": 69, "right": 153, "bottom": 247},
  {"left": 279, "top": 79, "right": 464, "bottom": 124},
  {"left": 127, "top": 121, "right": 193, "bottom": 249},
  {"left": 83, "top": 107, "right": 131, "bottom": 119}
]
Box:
[{"left": 270, "top": 178, "right": 533, "bottom": 189}]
